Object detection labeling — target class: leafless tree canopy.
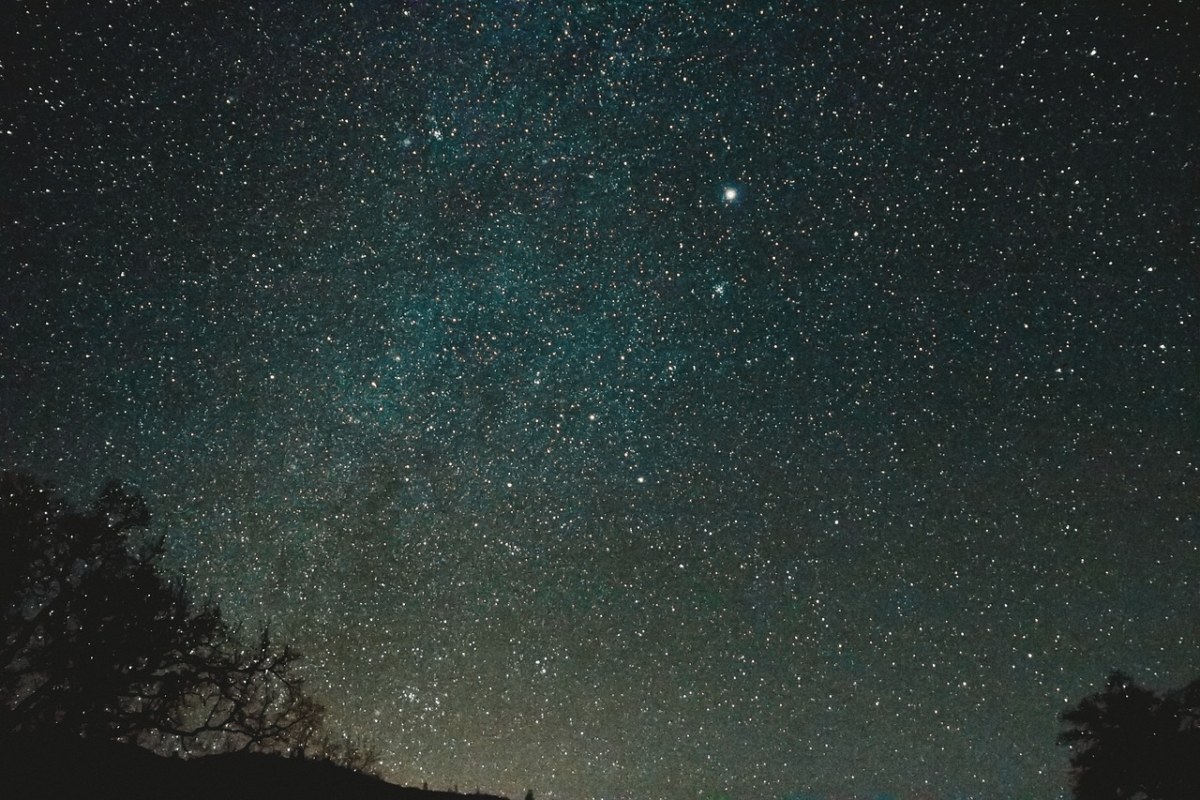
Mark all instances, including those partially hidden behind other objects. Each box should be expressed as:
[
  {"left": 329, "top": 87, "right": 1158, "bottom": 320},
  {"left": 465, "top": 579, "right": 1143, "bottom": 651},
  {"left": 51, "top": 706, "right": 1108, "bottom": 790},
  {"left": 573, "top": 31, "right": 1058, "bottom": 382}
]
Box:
[{"left": 0, "top": 472, "right": 323, "bottom": 755}]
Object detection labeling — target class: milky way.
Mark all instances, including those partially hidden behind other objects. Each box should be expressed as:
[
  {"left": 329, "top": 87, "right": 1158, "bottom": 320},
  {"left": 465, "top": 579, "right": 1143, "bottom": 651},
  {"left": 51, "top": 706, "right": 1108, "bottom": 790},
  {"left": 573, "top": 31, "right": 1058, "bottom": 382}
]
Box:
[{"left": 2, "top": 3, "right": 1197, "bottom": 798}]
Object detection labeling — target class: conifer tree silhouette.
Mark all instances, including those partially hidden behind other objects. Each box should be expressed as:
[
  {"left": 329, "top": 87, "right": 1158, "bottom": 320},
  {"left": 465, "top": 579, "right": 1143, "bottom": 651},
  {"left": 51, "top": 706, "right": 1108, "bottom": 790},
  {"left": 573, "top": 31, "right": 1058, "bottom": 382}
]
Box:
[{"left": 1060, "top": 671, "right": 1200, "bottom": 799}]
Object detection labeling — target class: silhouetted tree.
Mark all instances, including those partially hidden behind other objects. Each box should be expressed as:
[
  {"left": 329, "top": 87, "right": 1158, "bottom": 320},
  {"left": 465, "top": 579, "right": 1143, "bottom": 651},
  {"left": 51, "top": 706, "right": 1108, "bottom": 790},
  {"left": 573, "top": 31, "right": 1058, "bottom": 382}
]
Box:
[
  {"left": 1060, "top": 671, "right": 1200, "bottom": 799},
  {"left": 0, "top": 472, "right": 322, "bottom": 754}
]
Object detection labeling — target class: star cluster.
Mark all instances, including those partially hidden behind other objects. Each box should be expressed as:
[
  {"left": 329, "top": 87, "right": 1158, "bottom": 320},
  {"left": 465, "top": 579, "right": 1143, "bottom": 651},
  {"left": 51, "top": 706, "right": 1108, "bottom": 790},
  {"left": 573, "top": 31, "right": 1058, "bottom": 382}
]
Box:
[{"left": 2, "top": 2, "right": 1197, "bottom": 798}]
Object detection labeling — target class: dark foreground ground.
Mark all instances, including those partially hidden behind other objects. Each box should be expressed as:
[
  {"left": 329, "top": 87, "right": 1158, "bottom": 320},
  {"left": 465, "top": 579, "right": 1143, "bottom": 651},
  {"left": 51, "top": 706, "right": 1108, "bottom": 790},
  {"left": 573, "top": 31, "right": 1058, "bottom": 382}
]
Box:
[{"left": 0, "top": 736, "right": 512, "bottom": 800}]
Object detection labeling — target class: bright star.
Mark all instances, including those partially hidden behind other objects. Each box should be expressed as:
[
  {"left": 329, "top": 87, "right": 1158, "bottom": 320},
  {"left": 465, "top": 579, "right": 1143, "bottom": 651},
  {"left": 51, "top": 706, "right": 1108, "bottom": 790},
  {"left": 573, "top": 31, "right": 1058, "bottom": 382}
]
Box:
[{"left": 718, "top": 182, "right": 746, "bottom": 206}]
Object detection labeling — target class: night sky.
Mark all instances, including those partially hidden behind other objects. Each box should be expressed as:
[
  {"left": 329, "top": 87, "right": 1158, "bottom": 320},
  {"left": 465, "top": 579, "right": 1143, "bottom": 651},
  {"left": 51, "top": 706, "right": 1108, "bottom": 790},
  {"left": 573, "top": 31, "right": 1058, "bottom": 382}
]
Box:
[{"left": 2, "top": 2, "right": 1198, "bottom": 798}]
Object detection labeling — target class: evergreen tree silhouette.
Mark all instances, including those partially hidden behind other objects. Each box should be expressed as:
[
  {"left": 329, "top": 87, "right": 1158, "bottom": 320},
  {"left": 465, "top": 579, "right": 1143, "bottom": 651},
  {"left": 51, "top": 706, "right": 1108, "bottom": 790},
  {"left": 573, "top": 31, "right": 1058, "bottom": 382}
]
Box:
[{"left": 1060, "top": 671, "right": 1200, "bottom": 799}]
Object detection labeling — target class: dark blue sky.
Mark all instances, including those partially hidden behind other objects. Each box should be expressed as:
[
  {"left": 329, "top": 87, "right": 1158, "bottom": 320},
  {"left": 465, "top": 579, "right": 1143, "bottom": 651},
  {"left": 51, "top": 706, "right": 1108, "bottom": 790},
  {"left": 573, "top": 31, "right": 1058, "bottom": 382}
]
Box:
[{"left": 2, "top": 2, "right": 1197, "bottom": 798}]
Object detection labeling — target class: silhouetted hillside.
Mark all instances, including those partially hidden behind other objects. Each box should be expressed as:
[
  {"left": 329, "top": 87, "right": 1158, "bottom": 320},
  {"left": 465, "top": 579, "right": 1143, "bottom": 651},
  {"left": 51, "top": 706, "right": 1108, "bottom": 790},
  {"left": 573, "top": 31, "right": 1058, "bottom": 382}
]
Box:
[{"left": 0, "top": 735, "right": 512, "bottom": 800}]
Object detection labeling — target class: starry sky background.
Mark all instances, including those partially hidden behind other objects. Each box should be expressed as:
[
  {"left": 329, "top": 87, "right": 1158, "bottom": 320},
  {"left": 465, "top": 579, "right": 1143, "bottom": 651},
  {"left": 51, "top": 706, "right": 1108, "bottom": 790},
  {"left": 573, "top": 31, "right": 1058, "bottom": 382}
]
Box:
[{"left": 2, "top": 2, "right": 1198, "bottom": 798}]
